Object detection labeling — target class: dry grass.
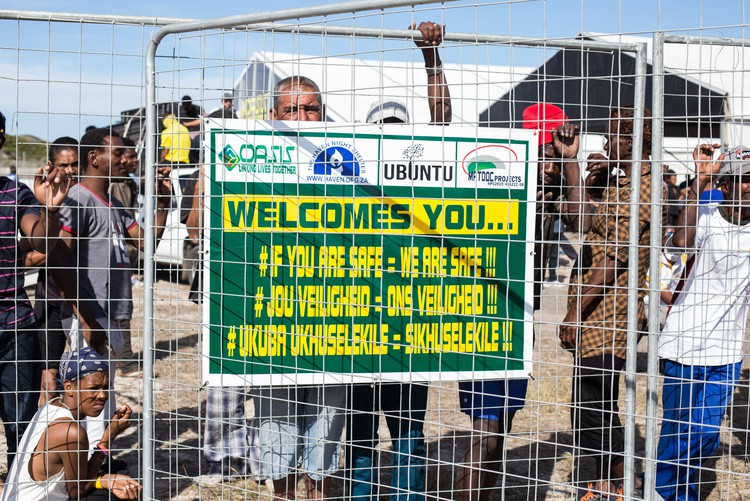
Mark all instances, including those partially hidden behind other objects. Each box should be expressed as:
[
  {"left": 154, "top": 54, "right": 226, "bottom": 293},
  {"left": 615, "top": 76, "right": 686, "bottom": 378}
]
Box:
[{"left": 21, "top": 264, "right": 748, "bottom": 500}]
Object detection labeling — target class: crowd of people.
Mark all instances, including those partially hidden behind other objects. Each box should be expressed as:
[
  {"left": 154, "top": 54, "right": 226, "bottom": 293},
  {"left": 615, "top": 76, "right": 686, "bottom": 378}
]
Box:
[
  {"left": 0, "top": 112, "right": 145, "bottom": 500},
  {"left": 0, "top": 19, "right": 748, "bottom": 501}
]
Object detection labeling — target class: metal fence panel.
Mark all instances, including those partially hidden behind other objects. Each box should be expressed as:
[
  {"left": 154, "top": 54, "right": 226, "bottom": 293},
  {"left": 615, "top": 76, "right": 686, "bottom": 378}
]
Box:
[{"left": 1, "top": 3, "right": 749, "bottom": 501}]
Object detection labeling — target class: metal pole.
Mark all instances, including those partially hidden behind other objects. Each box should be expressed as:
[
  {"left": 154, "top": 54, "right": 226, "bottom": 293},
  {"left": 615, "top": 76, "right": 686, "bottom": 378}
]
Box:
[
  {"left": 142, "top": 33, "right": 159, "bottom": 501},
  {"left": 144, "top": 3, "right": 463, "bottom": 499},
  {"left": 643, "top": 31, "right": 666, "bottom": 498},
  {"left": 0, "top": 9, "right": 642, "bottom": 52},
  {"left": 270, "top": 25, "right": 643, "bottom": 51},
  {"left": 149, "top": 0, "right": 445, "bottom": 39},
  {"left": 622, "top": 41, "right": 649, "bottom": 501},
  {"left": 0, "top": 9, "right": 191, "bottom": 25},
  {"left": 664, "top": 33, "right": 750, "bottom": 46}
]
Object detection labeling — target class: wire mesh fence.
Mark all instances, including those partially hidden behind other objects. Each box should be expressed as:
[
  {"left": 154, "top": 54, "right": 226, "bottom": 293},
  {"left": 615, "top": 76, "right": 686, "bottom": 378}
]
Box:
[{"left": 0, "top": 2, "right": 750, "bottom": 500}]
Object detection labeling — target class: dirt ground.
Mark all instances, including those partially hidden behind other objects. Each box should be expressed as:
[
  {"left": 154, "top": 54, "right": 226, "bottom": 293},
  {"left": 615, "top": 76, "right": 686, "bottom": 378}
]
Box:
[{"left": 32, "top": 260, "right": 750, "bottom": 501}]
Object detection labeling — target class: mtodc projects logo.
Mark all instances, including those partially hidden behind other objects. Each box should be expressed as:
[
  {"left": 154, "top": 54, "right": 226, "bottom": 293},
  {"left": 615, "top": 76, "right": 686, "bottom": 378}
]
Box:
[
  {"left": 219, "top": 144, "right": 240, "bottom": 171},
  {"left": 462, "top": 145, "right": 523, "bottom": 188},
  {"left": 308, "top": 141, "right": 366, "bottom": 183}
]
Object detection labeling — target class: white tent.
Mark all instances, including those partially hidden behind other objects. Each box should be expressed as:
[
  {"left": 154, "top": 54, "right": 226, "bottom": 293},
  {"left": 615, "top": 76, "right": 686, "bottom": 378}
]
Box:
[
  {"left": 234, "top": 39, "right": 750, "bottom": 179},
  {"left": 235, "top": 51, "right": 534, "bottom": 126}
]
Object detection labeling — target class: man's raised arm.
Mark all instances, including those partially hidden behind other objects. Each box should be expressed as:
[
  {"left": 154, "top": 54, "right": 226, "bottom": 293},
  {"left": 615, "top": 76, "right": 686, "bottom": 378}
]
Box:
[{"left": 412, "top": 21, "right": 452, "bottom": 125}]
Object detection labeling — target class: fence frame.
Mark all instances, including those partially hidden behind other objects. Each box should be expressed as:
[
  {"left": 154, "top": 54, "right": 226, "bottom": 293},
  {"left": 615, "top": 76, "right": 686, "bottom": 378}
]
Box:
[
  {"left": 641, "top": 32, "right": 747, "bottom": 498},
  {"left": 145, "top": 9, "right": 649, "bottom": 500},
  {"left": 643, "top": 29, "right": 667, "bottom": 498},
  {"left": 0, "top": 7, "right": 656, "bottom": 498}
]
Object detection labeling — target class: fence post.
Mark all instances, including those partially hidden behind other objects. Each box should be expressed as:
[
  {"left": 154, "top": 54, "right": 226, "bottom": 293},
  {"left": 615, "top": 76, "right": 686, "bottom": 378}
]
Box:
[
  {"left": 623, "top": 41, "right": 649, "bottom": 500},
  {"left": 143, "top": 34, "right": 159, "bottom": 501},
  {"left": 643, "top": 30, "right": 666, "bottom": 498}
]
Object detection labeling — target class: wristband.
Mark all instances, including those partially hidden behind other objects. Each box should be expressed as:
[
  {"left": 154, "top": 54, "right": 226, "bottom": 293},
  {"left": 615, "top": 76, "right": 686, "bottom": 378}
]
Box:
[
  {"left": 425, "top": 63, "right": 443, "bottom": 77},
  {"left": 95, "top": 476, "right": 103, "bottom": 490},
  {"left": 43, "top": 207, "right": 59, "bottom": 214},
  {"left": 95, "top": 442, "right": 110, "bottom": 456}
]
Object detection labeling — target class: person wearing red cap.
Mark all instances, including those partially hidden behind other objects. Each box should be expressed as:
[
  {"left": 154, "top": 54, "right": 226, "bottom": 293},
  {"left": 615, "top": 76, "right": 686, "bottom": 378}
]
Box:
[
  {"left": 557, "top": 106, "right": 656, "bottom": 500},
  {"left": 523, "top": 103, "right": 580, "bottom": 302},
  {"left": 454, "top": 103, "right": 579, "bottom": 501}
]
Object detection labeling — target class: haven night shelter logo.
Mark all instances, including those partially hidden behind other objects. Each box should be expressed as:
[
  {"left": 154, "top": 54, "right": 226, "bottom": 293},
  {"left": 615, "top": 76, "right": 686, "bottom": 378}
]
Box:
[{"left": 308, "top": 141, "right": 366, "bottom": 183}]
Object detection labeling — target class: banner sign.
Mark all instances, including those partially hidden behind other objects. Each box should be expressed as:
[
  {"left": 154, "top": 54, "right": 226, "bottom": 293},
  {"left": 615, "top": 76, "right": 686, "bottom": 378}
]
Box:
[{"left": 203, "top": 120, "right": 536, "bottom": 385}]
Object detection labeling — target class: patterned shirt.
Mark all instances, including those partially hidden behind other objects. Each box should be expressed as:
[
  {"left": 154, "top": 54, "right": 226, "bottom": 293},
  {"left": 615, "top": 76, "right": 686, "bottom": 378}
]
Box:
[
  {"left": 0, "top": 177, "right": 40, "bottom": 330},
  {"left": 567, "top": 165, "right": 660, "bottom": 359}
]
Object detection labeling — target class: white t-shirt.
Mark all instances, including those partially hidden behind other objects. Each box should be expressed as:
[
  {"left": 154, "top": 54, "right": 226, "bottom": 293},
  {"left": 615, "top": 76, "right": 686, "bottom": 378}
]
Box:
[
  {"left": 644, "top": 251, "right": 687, "bottom": 308},
  {"left": 659, "top": 205, "right": 750, "bottom": 366}
]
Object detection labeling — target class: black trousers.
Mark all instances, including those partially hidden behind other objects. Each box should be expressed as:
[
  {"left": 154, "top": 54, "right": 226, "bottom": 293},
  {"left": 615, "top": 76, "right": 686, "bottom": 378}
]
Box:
[{"left": 571, "top": 354, "right": 626, "bottom": 467}]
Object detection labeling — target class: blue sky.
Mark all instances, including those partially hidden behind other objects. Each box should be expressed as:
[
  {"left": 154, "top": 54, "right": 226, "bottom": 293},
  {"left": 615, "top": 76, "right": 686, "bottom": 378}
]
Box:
[
  {"left": 1, "top": 0, "right": 748, "bottom": 142},
  {"left": 7, "top": 0, "right": 746, "bottom": 40}
]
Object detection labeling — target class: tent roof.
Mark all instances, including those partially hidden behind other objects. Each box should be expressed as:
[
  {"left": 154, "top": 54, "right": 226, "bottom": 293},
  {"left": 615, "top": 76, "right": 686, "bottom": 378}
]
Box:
[
  {"left": 479, "top": 33, "right": 736, "bottom": 138},
  {"left": 236, "top": 51, "right": 535, "bottom": 125},
  {"left": 585, "top": 32, "right": 750, "bottom": 120}
]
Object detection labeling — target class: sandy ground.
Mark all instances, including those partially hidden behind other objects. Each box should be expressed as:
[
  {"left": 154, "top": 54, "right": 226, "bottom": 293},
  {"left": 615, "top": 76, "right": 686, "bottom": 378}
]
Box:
[{"left": 18, "top": 259, "right": 750, "bottom": 501}]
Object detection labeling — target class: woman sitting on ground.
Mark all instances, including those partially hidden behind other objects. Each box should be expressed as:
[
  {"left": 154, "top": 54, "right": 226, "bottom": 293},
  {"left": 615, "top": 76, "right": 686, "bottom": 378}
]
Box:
[{"left": 1, "top": 347, "right": 140, "bottom": 500}]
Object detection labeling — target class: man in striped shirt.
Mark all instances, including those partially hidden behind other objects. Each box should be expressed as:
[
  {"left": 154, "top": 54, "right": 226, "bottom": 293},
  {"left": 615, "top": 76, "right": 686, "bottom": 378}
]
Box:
[{"left": 0, "top": 110, "right": 73, "bottom": 467}]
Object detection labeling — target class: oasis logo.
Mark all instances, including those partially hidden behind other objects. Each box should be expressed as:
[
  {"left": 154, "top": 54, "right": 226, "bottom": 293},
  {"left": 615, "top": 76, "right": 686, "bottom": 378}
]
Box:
[
  {"left": 219, "top": 142, "right": 297, "bottom": 175},
  {"left": 462, "top": 145, "right": 523, "bottom": 187},
  {"left": 308, "top": 141, "right": 366, "bottom": 183},
  {"left": 219, "top": 144, "right": 240, "bottom": 170},
  {"left": 383, "top": 143, "right": 453, "bottom": 182}
]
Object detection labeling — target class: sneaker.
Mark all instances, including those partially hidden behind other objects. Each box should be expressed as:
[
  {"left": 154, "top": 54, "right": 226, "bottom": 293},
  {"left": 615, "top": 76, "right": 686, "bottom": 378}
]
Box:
[
  {"left": 579, "top": 483, "right": 606, "bottom": 501},
  {"left": 613, "top": 484, "right": 643, "bottom": 501},
  {"left": 613, "top": 486, "right": 623, "bottom": 501}
]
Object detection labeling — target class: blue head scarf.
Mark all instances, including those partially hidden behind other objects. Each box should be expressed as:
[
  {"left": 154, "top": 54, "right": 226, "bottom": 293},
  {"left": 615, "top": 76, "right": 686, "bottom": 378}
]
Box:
[{"left": 59, "top": 348, "right": 110, "bottom": 383}]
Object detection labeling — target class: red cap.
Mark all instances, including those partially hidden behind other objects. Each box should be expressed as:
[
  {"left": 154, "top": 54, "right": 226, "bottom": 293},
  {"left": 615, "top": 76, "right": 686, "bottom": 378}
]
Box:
[{"left": 523, "top": 103, "right": 568, "bottom": 146}]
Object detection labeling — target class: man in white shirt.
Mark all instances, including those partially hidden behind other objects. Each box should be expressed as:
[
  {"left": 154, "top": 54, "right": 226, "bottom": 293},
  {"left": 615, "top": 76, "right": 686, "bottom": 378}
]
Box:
[{"left": 656, "top": 144, "right": 750, "bottom": 501}]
